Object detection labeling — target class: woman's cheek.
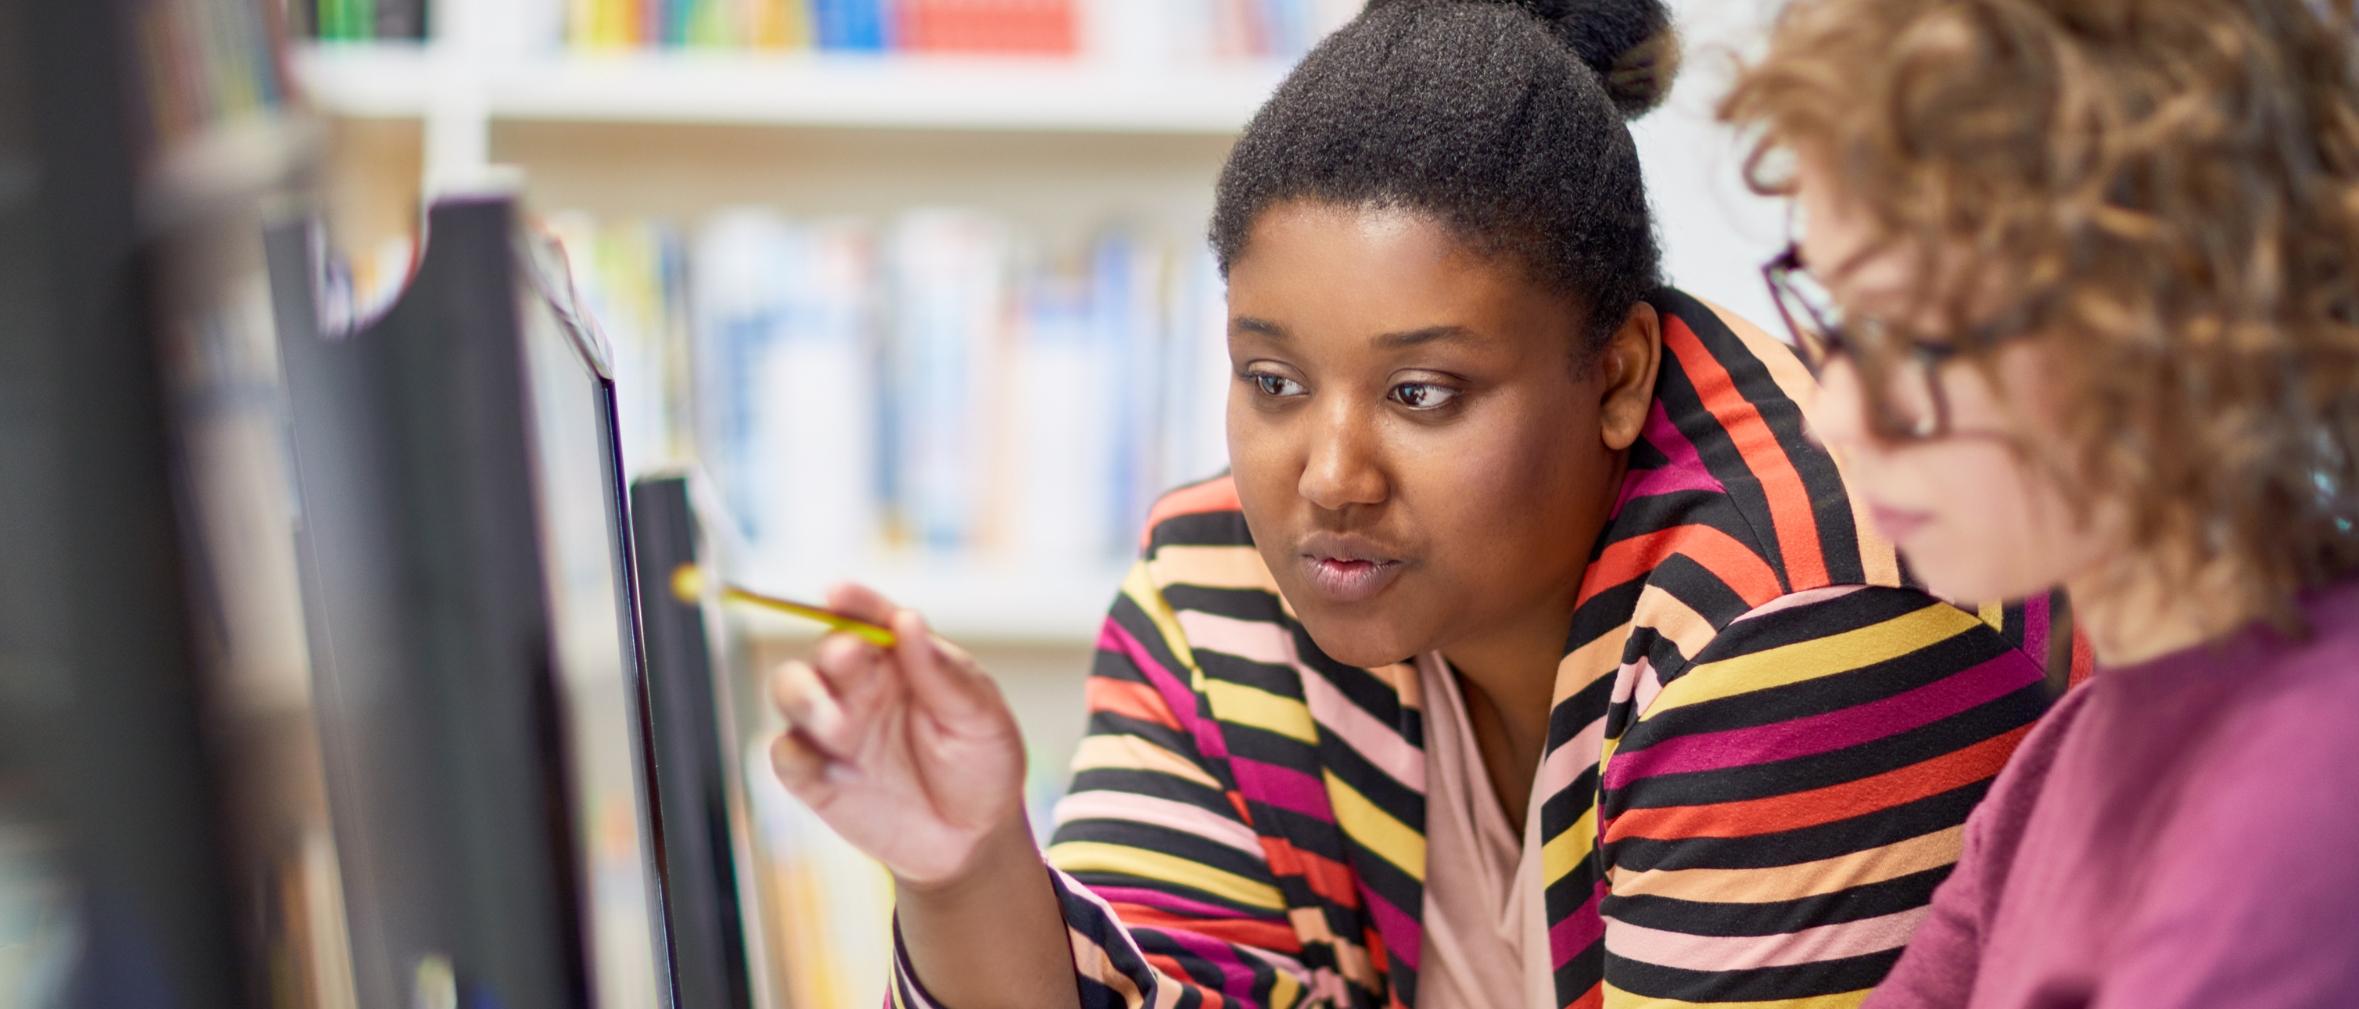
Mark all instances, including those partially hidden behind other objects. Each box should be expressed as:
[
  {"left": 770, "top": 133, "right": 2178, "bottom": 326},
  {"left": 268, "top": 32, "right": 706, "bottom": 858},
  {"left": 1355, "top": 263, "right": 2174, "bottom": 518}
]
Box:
[
  {"left": 1905, "top": 447, "right": 2075, "bottom": 602},
  {"left": 1227, "top": 403, "right": 1291, "bottom": 508}
]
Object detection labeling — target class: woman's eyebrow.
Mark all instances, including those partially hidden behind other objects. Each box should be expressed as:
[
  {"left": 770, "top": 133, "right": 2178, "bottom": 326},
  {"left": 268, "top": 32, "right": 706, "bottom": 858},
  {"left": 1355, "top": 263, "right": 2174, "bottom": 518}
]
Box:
[
  {"left": 1228, "top": 318, "right": 1486, "bottom": 348},
  {"left": 1232, "top": 316, "right": 1287, "bottom": 339},
  {"left": 1376, "top": 325, "right": 1482, "bottom": 349}
]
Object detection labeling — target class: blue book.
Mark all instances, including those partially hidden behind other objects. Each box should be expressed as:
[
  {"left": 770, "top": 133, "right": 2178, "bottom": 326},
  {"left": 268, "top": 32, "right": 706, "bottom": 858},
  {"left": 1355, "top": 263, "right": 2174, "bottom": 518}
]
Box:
[
  {"left": 814, "top": 0, "right": 847, "bottom": 50},
  {"left": 809, "top": 0, "right": 831, "bottom": 49},
  {"left": 1092, "top": 231, "right": 1150, "bottom": 558},
  {"left": 839, "top": 0, "right": 888, "bottom": 52},
  {"left": 1272, "top": 0, "right": 1312, "bottom": 59}
]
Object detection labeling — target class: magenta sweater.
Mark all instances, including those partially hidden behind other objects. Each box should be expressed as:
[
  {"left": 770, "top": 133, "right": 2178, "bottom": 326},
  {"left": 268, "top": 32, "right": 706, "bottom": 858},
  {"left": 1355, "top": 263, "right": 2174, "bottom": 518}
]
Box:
[{"left": 1868, "top": 581, "right": 2359, "bottom": 1009}]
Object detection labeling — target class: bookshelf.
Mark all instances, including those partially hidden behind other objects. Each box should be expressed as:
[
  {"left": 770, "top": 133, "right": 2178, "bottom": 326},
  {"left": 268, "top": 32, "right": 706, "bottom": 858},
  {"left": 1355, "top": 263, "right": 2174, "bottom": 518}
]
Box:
[
  {"left": 291, "top": 6, "right": 1279, "bottom": 664},
  {"left": 288, "top": 43, "right": 437, "bottom": 119}
]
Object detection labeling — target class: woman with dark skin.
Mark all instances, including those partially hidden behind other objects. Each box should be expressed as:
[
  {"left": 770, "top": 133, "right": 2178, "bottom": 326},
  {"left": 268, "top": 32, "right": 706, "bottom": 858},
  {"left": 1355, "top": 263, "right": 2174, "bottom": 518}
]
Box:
[{"left": 770, "top": 3, "right": 2072, "bottom": 1006}]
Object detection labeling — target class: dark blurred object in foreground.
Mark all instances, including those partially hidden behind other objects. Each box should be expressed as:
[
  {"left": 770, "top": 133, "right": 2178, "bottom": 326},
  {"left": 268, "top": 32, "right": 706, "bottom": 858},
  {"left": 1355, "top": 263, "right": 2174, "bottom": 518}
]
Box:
[{"left": 0, "top": 0, "right": 296, "bottom": 1003}]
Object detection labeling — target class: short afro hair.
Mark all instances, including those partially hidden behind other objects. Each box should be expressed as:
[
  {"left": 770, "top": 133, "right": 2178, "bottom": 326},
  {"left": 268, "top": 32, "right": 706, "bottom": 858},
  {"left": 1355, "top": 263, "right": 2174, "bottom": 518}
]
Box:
[{"left": 1211, "top": 0, "right": 1679, "bottom": 350}]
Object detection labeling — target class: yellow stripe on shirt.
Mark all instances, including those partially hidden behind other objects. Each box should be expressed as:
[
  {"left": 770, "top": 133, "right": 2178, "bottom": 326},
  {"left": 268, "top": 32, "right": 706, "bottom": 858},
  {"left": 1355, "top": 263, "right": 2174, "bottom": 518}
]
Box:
[
  {"left": 1641, "top": 603, "right": 1980, "bottom": 719},
  {"left": 1048, "top": 841, "right": 1287, "bottom": 913}
]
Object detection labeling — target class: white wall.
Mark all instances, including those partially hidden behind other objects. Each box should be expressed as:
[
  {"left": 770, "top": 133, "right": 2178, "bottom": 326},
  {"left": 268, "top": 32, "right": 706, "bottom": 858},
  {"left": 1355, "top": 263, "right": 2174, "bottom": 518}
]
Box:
[{"left": 1633, "top": 0, "right": 1792, "bottom": 334}]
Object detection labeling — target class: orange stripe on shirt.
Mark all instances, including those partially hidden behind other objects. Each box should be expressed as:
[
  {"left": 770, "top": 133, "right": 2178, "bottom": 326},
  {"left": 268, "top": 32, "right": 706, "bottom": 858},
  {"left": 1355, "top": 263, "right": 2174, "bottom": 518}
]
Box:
[
  {"left": 1141, "top": 476, "right": 1242, "bottom": 548},
  {"left": 1605, "top": 724, "right": 2034, "bottom": 843},
  {"left": 1578, "top": 525, "right": 1786, "bottom": 611},
  {"left": 2070, "top": 632, "right": 2096, "bottom": 689},
  {"left": 1143, "top": 954, "right": 1227, "bottom": 1007},
  {"left": 1115, "top": 905, "right": 1301, "bottom": 952},
  {"left": 1088, "top": 676, "right": 1183, "bottom": 732},
  {"left": 1568, "top": 980, "right": 1604, "bottom": 1009},
  {"left": 1258, "top": 835, "right": 1361, "bottom": 910},
  {"left": 1663, "top": 315, "right": 1831, "bottom": 591}
]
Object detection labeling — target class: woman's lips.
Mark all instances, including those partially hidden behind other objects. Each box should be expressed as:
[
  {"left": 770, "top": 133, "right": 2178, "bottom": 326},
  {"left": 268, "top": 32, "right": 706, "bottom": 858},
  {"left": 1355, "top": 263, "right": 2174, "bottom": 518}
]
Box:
[
  {"left": 1300, "top": 555, "right": 1406, "bottom": 604},
  {"left": 1869, "top": 504, "right": 1935, "bottom": 543}
]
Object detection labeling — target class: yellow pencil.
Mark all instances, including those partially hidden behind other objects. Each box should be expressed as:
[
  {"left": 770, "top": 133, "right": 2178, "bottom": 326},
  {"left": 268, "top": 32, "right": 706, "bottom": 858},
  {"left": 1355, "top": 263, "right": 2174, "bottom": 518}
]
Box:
[{"left": 668, "top": 564, "right": 898, "bottom": 648}]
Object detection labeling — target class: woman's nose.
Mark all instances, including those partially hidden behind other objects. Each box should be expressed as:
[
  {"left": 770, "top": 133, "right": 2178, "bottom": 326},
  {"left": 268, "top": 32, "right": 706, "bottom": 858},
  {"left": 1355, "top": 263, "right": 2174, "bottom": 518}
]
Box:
[{"left": 1297, "top": 408, "right": 1388, "bottom": 512}]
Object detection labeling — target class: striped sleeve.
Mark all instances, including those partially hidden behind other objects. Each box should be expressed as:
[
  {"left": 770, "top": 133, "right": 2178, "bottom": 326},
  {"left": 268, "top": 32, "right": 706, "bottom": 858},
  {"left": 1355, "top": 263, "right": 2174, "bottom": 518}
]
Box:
[
  {"left": 1594, "top": 585, "right": 2053, "bottom": 1009},
  {"left": 889, "top": 562, "right": 1323, "bottom": 1009}
]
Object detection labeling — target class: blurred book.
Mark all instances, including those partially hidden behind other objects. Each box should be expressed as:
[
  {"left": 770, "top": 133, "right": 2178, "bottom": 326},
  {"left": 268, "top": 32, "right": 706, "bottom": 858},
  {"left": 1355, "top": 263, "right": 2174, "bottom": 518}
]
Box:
[
  {"left": 551, "top": 207, "right": 1229, "bottom": 583},
  {"left": 525, "top": 0, "right": 1348, "bottom": 61},
  {"left": 286, "top": 0, "right": 429, "bottom": 42},
  {"left": 742, "top": 741, "right": 893, "bottom": 1009},
  {"left": 689, "top": 211, "right": 883, "bottom": 574},
  {"left": 548, "top": 213, "right": 697, "bottom": 476},
  {"left": 139, "top": 0, "right": 294, "bottom": 157}
]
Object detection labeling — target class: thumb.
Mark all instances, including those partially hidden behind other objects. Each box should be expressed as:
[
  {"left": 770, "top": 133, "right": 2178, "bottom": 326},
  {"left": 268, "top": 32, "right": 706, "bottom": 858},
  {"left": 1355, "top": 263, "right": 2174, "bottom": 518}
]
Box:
[{"left": 887, "top": 609, "right": 1001, "bottom": 725}]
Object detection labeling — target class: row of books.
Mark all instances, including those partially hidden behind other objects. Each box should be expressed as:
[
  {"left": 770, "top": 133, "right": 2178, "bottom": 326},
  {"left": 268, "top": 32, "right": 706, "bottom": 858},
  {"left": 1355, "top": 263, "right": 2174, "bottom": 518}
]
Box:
[
  {"left": 138, "top": 0, "right": 296, "bottom": 156},
  {"left": 545, "top": 208, "right": 1234, "bottom": 577},
  {"left": 511, "top": 0, "right": 1359, "bottom": 62},
  {"left": 285, "top": 0, "right": 429, "bottom": 41}
]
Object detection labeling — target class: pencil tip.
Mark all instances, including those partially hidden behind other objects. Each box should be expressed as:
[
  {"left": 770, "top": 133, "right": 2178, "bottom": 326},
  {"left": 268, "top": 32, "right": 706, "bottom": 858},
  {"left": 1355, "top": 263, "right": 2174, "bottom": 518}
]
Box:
[{"left": 669, "top": 563, "right": 703, "bottom": 604}]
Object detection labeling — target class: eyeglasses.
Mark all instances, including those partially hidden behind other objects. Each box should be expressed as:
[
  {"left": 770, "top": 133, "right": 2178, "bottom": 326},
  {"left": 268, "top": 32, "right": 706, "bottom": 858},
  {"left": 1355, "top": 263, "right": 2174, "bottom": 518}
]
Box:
[{"left": 1761, "top": 243, "right": 2027, "bottom": 442}]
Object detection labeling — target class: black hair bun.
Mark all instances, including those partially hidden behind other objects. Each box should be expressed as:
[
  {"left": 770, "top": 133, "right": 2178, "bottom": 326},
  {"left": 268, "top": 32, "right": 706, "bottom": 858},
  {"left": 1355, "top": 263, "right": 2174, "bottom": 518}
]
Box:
[{"left": 1367, "top": 0, "right": 1681, "bottom": 118}]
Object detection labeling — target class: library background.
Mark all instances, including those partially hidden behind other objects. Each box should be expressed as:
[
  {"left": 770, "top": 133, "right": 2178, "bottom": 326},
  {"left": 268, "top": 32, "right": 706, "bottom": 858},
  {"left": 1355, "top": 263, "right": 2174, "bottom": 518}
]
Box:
[{"left": 0, "top": 0, "right": 1784, "bottom": 1007}]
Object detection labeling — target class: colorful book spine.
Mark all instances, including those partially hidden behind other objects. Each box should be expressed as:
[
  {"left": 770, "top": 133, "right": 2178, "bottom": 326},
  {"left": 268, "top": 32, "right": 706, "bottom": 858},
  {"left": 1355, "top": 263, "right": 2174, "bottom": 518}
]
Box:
[
  {"left": 814, "top": 0, "right": 891, "bottom": 52},
  {"left": 372, "top": 0, "right": 424, "bottom": 41},
  {"left": 521, "top": 0, "right": 1406, "bottom": 58},
  {"left": 886, "top": 211, "right": 1004, "bottom": 553},
  {"left": 294, "top": 0, "right": 426, "bottom": 40},
  {"left": 284, "top": 0, "right": 314, "bottom": 40},
  {"left": 552, "top": 207, "right": 1230, "bottom": 572}
]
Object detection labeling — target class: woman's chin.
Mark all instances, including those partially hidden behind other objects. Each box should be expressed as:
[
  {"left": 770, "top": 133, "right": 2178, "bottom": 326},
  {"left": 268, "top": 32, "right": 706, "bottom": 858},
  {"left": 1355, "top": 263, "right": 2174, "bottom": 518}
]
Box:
[
  {"left": 1909, "top": 552, "right": 2066, "bottom": 609},
  {"left": 1294, "top": 609, "right": 1424, "bottom": 669}
]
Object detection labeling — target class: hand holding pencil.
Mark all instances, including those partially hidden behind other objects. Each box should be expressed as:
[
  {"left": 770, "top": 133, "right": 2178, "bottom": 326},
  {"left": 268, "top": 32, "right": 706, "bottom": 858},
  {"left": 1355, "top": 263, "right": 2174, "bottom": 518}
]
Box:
[{"left": 761, "top": 582, "right": 1030, "bottom": 890}]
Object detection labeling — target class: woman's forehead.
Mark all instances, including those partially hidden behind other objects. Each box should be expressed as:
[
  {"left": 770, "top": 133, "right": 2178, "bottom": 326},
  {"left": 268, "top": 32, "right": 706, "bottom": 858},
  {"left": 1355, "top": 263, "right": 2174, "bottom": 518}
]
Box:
[{"left": 1228, "top": 203, "right": 1582, "bottom": 337}]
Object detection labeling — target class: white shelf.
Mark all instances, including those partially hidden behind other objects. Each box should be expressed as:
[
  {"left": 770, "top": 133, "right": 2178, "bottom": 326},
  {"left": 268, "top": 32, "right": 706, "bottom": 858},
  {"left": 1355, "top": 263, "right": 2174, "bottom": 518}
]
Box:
[
  {"left": 295, "top": 45, "right": 1284, "bottom": 135},
  {"left": 726, "top": 558, "right": 1128, "bottom": 648},
  {"left": 488, "top": 54, "right": 1283, "bottom": 133},
  {"left": 292, "top": 43, "right": 441, "bottom": 119}
]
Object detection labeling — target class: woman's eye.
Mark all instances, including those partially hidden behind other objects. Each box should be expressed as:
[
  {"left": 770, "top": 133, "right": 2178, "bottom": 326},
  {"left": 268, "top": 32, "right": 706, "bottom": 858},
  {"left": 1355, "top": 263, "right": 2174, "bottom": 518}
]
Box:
[
  {"left": 1250, "top": 373, "right": 1307, "bottom": 398},
  {"left": 1390, "top": 382, "right": 1459, "bottom": 410}
]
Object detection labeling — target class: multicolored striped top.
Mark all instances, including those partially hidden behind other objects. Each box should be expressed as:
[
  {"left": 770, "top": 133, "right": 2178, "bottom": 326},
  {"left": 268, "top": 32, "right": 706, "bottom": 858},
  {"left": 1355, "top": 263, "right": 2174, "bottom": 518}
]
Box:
[{"left": 887, "top": 290, "right": 2090, "bottom": 1009}]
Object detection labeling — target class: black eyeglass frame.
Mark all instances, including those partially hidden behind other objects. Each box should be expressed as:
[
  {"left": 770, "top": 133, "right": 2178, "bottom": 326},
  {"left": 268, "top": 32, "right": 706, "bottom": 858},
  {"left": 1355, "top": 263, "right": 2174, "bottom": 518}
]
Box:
[{"left": 1761, "top": 243, "right": 2039, "bottom": 442}]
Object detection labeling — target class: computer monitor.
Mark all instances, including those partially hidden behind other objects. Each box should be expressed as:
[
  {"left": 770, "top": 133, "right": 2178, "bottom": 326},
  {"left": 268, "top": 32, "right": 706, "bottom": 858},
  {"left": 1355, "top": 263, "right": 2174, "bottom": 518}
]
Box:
[
  {"left": 631, "top": 472, "right": 760, "bottom": 1009},
  {"left": 520, "top": 222, "right": 676, "bottom": 1009},
  {"left": 276, "top": 193, "right": 675, "bottom": 1009}
]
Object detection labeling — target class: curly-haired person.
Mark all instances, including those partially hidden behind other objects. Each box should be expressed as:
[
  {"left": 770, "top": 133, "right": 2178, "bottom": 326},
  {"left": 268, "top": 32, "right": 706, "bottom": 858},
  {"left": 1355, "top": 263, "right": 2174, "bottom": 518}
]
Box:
[{"left": 1723, "top": 1, "right": 2359, "bottom": 1007}]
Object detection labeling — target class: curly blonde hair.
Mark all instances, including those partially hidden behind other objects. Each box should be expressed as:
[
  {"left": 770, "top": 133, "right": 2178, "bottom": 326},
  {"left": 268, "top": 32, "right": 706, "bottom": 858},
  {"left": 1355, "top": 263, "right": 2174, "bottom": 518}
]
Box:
[{"left": 1722, "top": 0, "right": 2359, "bottom": 628}]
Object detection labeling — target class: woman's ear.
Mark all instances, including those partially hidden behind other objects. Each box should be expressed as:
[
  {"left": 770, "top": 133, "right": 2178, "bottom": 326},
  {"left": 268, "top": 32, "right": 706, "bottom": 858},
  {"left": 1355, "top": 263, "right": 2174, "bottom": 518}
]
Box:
[{"left": 1597, "top": 301, "right": 1663, "bottom": 452}]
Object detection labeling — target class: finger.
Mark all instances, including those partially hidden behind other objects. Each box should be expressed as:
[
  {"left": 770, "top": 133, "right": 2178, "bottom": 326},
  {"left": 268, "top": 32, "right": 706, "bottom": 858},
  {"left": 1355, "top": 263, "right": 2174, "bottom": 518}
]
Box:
[
  {"left": 768, "top": 729, "right": 833, "bottom": 798},
  {"left": 769, "top": 660, "right": 853, "bottom": 757},
  {"left": 824, "top": 582, "right": 899, "bottom": 627},
  {"left": 810, "top": 634, "right": 888, "bottom": 751},
  {"left": 891, "top": 609, "right": 996, "bottom": 721},
  {"left": 813, "top": 631, "right": 887, "bottom": 700},
  {"left": 928, "top": 631, "right": 978, "bottom": 671}
]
